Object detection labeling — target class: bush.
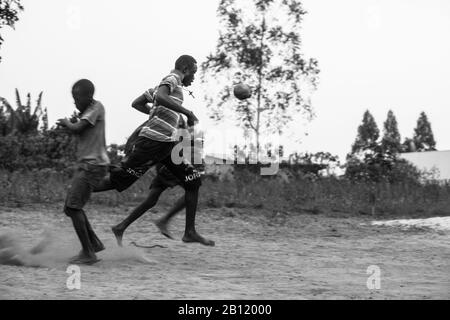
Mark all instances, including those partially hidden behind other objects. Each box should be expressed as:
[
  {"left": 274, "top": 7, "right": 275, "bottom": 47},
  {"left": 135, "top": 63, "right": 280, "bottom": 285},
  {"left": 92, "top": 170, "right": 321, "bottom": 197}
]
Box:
[
  {"left": 1, "top": 167, "right": 450, "bottom": 218},
  {"left": 345, "top": 147, "right": 422, "bottom": 184},
  {"left": 0, "top": 127, "right": 76, "bottom": 172}
]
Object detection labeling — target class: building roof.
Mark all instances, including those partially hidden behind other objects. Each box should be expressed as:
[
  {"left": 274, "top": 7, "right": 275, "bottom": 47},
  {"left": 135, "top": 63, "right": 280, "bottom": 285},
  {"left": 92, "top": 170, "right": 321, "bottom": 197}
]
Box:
[{"left": 400, "top": 150, "right": 450, "bottom": 180}]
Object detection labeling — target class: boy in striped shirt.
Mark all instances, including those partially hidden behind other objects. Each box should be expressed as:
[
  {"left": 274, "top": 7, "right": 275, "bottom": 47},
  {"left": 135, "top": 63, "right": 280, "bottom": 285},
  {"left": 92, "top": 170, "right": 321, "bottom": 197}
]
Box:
[{"left": 99, "top": 55, "right": 214, "bottom": 246}]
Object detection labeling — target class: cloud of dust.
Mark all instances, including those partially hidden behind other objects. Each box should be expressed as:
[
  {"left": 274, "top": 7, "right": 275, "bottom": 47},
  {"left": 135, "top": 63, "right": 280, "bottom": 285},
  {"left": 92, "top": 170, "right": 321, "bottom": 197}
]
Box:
[{"left": 0, "top": 230, "right": 153, "bottom": 268}]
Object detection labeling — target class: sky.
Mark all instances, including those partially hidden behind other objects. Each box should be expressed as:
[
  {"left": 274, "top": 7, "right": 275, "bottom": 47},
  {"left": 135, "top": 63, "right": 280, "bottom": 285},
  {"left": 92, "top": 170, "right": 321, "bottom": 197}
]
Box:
[{"left": 0, "top": 0, "right": 449, "bottom": 161}]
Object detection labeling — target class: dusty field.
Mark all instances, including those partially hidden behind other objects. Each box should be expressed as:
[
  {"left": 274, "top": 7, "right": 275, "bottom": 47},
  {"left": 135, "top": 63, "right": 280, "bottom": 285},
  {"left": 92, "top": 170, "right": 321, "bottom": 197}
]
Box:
[{"left": 0, "top": 203, "right": 449, "bottom": 300}]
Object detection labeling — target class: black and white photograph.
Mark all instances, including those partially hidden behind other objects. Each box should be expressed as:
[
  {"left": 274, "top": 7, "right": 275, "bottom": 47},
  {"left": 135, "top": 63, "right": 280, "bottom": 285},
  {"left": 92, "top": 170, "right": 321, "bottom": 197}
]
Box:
[{"left": 0, "top": 0, "right": 449, "bottom": 302}]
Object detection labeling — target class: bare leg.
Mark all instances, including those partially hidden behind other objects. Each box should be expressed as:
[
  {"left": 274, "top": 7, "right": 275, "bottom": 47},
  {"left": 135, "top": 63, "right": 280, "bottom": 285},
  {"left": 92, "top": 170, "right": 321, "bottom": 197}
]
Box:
[
  {"left": 154, "top": 196, "right": 185, "bottom": 239},
  {"left": 112, "top": 187, "right": 165, "bottom": 246},
  {"left": 182, "top": 188, "right": 215, "bottom": 246},
  {"left": 66, "top": 208, "right": 100, "bottom": 264},
  {"left": 83, "top": 212, "right": 105, "bottom": 252}
]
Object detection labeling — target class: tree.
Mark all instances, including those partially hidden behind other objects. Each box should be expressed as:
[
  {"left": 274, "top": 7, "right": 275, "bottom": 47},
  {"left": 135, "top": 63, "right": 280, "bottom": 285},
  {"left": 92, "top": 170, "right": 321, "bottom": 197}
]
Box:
[
  {"left": 401, "top": 137, "right": 417, "bottom": 153},
  {"left": 381, "top": 110, "right": 401, "bottom": 155},
  {"left": 413, "top": 112, "right": 436, "bottom": 151},
  {"left": 0, "top": 100, "right": 13, "bottom": 135},
  {"left": 345, "top": 144, "right": 421, "bottom": 184},
  {"left": 0, "top": 89, "right": 45, "bottom": 135},
  {"left": 350, "top": 110, "right": 380, "bottom": 155},
  {"left": 0, "top": 0, "right": 24, "bottom": 62},
  {"left": 201, "top": 0, "right": 319, "bottom": 158}
]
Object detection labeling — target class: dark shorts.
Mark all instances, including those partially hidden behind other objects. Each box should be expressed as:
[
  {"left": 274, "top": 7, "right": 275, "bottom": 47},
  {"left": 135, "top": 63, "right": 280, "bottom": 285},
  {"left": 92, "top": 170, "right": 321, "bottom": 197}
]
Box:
[
  {"left": 115, "top": 136, "right": 202, "bottom": 191},
  {"left": 150, "top": 164, "right": 181, "bottom": 190},
  {"left": 109, "top": 163, "right": 151, "bottom": 192},
  {"left": 65, "top": 163, "right": 108, "bottom": 211}
]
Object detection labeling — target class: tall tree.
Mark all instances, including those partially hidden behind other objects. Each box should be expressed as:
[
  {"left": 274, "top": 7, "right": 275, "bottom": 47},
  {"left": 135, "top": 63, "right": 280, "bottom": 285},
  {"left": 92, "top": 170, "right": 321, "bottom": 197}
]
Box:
[
  {"left": 351, "top": 110, "right": 380, "bottom": 155},
  {"left": 381, "top": 110, "right": 401, "bottom": 155},
  {"left": 413, "top": 112, "right": 436, "bottom": 151},
  {"left": 0, "top": 0, "right": 24, "bottom": 62},
  {"left": 201, "top": 0, "right": 319, "bottom": 157}
]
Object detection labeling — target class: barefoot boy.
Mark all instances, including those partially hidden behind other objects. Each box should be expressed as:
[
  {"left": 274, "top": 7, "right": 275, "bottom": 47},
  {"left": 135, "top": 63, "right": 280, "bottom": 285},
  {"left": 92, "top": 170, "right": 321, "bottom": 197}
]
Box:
[
  {"left": 95, "top": 55, "right": 214, "bottom": 246},
  {"left": 57, "top": 79, "right": 110, "bottom": 265},
  {"left": 111, "top": 124, "right": 206, "bottom": 246}
]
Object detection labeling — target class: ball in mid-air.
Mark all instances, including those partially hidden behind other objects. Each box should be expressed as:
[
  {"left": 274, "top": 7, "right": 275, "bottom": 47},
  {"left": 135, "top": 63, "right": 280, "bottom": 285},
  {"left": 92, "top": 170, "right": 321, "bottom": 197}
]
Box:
[{"left": 233, "top": 84, "right": 252, "bottom": 100}]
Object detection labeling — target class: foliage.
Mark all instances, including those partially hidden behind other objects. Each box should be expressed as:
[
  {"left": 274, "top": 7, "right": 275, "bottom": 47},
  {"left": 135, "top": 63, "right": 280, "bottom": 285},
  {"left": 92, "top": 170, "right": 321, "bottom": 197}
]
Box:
[
  {"left": 0, "top": 0, "right": 24, "bottom": 62},
  {"left": 3, "top": 168, "right": 450, "bottom": 219},
  {"left": 412, "top": 111, "right": 436, "bottom": 151},
  {"left": 0, "top": 126, "right": 77, "bottom": 172},
  {"left": 381, "top": 110, "right": 401, "bottom": 155},
  {"left": 201, "top": 0, "right": 319, "bottom": 152},
  {"left": 347, "top": 109, "right": 435, "bottom": 184},
  {"left": 351, "top": 110, "right": 379, "bottom": 155},
  {"left": 0, "top": 92, "right": 77, "bottom": 171},
  {"left": 346, "top": 145, "right": 422, "bottom": 184},
  {"left": 401, "top": 112, "right": 436, "bottom": 153},
  {"left": 401, "top": 137, "right": 417, "bottom": 153},
  {"left": 0, "top": 89, "right": 46, "bottom": 136}
]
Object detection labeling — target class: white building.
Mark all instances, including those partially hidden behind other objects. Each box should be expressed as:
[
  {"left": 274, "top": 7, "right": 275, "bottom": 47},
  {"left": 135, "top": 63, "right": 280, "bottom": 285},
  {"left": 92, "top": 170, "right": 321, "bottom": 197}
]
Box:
[{"left": 400, "top": 150, "right": 450, "bottom": 180}]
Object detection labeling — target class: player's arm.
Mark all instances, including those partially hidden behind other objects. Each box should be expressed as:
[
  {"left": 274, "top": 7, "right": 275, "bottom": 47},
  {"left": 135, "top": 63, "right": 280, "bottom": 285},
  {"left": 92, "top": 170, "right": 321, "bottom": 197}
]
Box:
[
  {"left": 56, "top": 118, "right": 91, "bottom": 134},
  {"left": 131, "top": 94, "right": 151, "bottom": 115},
  {"left": 155, "top": 85, "right": 198, "bottom": 124}
]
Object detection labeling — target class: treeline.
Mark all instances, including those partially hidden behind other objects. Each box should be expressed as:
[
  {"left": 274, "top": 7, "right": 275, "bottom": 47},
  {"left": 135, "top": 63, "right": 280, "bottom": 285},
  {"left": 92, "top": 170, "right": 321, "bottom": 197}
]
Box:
[
  {"left": 351, "top": 109, "right": 436, "bottom": 155},
  {"left": 0, "top": 89, "right": 132, "bottom": 173},
  {"left": 0, "top": 90, "right": 440, "bottom": 186},
  {"left": 0, "top": 90, "right": 339, "bottom": 176},
  {"left": 1, "top": 90, "right": 449, "bottom": 216},
  {"left": 345, "top": 109, "right": 438, "bottom": 184},
  {"left": 0, "top": 90, "right": 77, "bottom": 171}
]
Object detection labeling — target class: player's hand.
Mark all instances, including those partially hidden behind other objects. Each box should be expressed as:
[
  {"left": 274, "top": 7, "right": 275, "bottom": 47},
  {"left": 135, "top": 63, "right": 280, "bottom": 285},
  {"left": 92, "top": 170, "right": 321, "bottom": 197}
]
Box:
[
  {"left": 187, "top": 111, "right": 199, "bottom": 126},
  {"left": 187, "top": 117, "right": 196, "bottom": 127},
  {"left": 56, "top": 118, "right": 71, "bottom": 127}
]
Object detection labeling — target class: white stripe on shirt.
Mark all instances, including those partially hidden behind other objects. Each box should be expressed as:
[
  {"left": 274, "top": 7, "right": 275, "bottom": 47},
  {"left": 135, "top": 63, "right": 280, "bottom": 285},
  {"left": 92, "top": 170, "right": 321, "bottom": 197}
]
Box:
[{"left": 153, "top": 116, "right": 178, "bottom": 131}]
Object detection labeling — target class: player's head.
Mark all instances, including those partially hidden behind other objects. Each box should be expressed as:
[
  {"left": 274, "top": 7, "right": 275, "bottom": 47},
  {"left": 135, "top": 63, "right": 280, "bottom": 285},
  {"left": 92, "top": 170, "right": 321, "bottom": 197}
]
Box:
[
  {"left": 175, "top": 55, "right": 197, "bottom": 87},
  {"left": 72, "top": 79, "right": 95, "bottom": 111}
]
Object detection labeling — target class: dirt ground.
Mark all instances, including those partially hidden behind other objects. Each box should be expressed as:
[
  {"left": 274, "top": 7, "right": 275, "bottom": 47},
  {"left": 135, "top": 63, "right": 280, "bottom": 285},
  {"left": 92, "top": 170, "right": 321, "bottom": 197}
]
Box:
[{"left": 0, "top": 203, "right": 449, "bottom": 300}]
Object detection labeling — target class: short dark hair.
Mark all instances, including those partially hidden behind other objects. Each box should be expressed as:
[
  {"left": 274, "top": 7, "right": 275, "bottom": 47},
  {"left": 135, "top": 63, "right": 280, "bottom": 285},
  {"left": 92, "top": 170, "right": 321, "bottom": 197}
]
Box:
[
  {"left": 175, "top": 55, "right": 197, "bottom": 72},
  {"left": 72, "top": 79, "right": 95, "bottom": 96}
]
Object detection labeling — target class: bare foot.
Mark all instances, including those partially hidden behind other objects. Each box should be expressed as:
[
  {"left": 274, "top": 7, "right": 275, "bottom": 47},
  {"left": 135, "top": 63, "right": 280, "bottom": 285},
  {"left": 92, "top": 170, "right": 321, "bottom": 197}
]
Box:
[
  {"left": 69, "top": 252, "right": 101, "bottom": 265},
  {"left": 154, "top": 219, "right": 174, "bottom": 240},
  {"left": 182, "top": 231, "right": 215, "bottom": 246},
  {"left": 93, "top": 242, "right": 105, "bottom": 253},
  {"left": 111, "top": 226, "right": 124, "bottom": 247}
]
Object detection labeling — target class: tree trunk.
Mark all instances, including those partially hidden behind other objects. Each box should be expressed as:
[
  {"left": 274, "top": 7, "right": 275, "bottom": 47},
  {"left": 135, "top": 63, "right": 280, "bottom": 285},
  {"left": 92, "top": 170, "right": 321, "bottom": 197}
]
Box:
[{"left": 255, "top": 16, "right": 266, "bottom": 163}]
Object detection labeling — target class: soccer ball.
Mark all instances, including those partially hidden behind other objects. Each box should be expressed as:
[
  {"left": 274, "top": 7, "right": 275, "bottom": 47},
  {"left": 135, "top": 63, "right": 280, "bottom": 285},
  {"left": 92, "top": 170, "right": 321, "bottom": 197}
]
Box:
[{"left": 233, "top": 84, "right": 252, "bottom": 100}]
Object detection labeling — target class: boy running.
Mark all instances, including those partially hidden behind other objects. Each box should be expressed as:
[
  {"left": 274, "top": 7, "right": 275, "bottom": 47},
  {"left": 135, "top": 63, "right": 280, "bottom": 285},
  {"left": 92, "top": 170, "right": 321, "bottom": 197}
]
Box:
[
  {"left": 57, "top": 79, "right": 110, "bottom": 265},
  {"left": 94, "top": 89, "right": 205, "bottom": 246},
  {"left": 111, "top": 125, "right": 205, "bottom": 246},
  {"left": 95, "top": 55, "right": 214, "bottom": 246}
]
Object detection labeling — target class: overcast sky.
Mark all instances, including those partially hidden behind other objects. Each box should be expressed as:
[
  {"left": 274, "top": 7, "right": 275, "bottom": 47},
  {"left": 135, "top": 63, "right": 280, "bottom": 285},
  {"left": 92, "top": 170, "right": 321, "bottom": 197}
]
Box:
[{"left": 0, "top": 0, "right": 449, "bottom": 161}]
